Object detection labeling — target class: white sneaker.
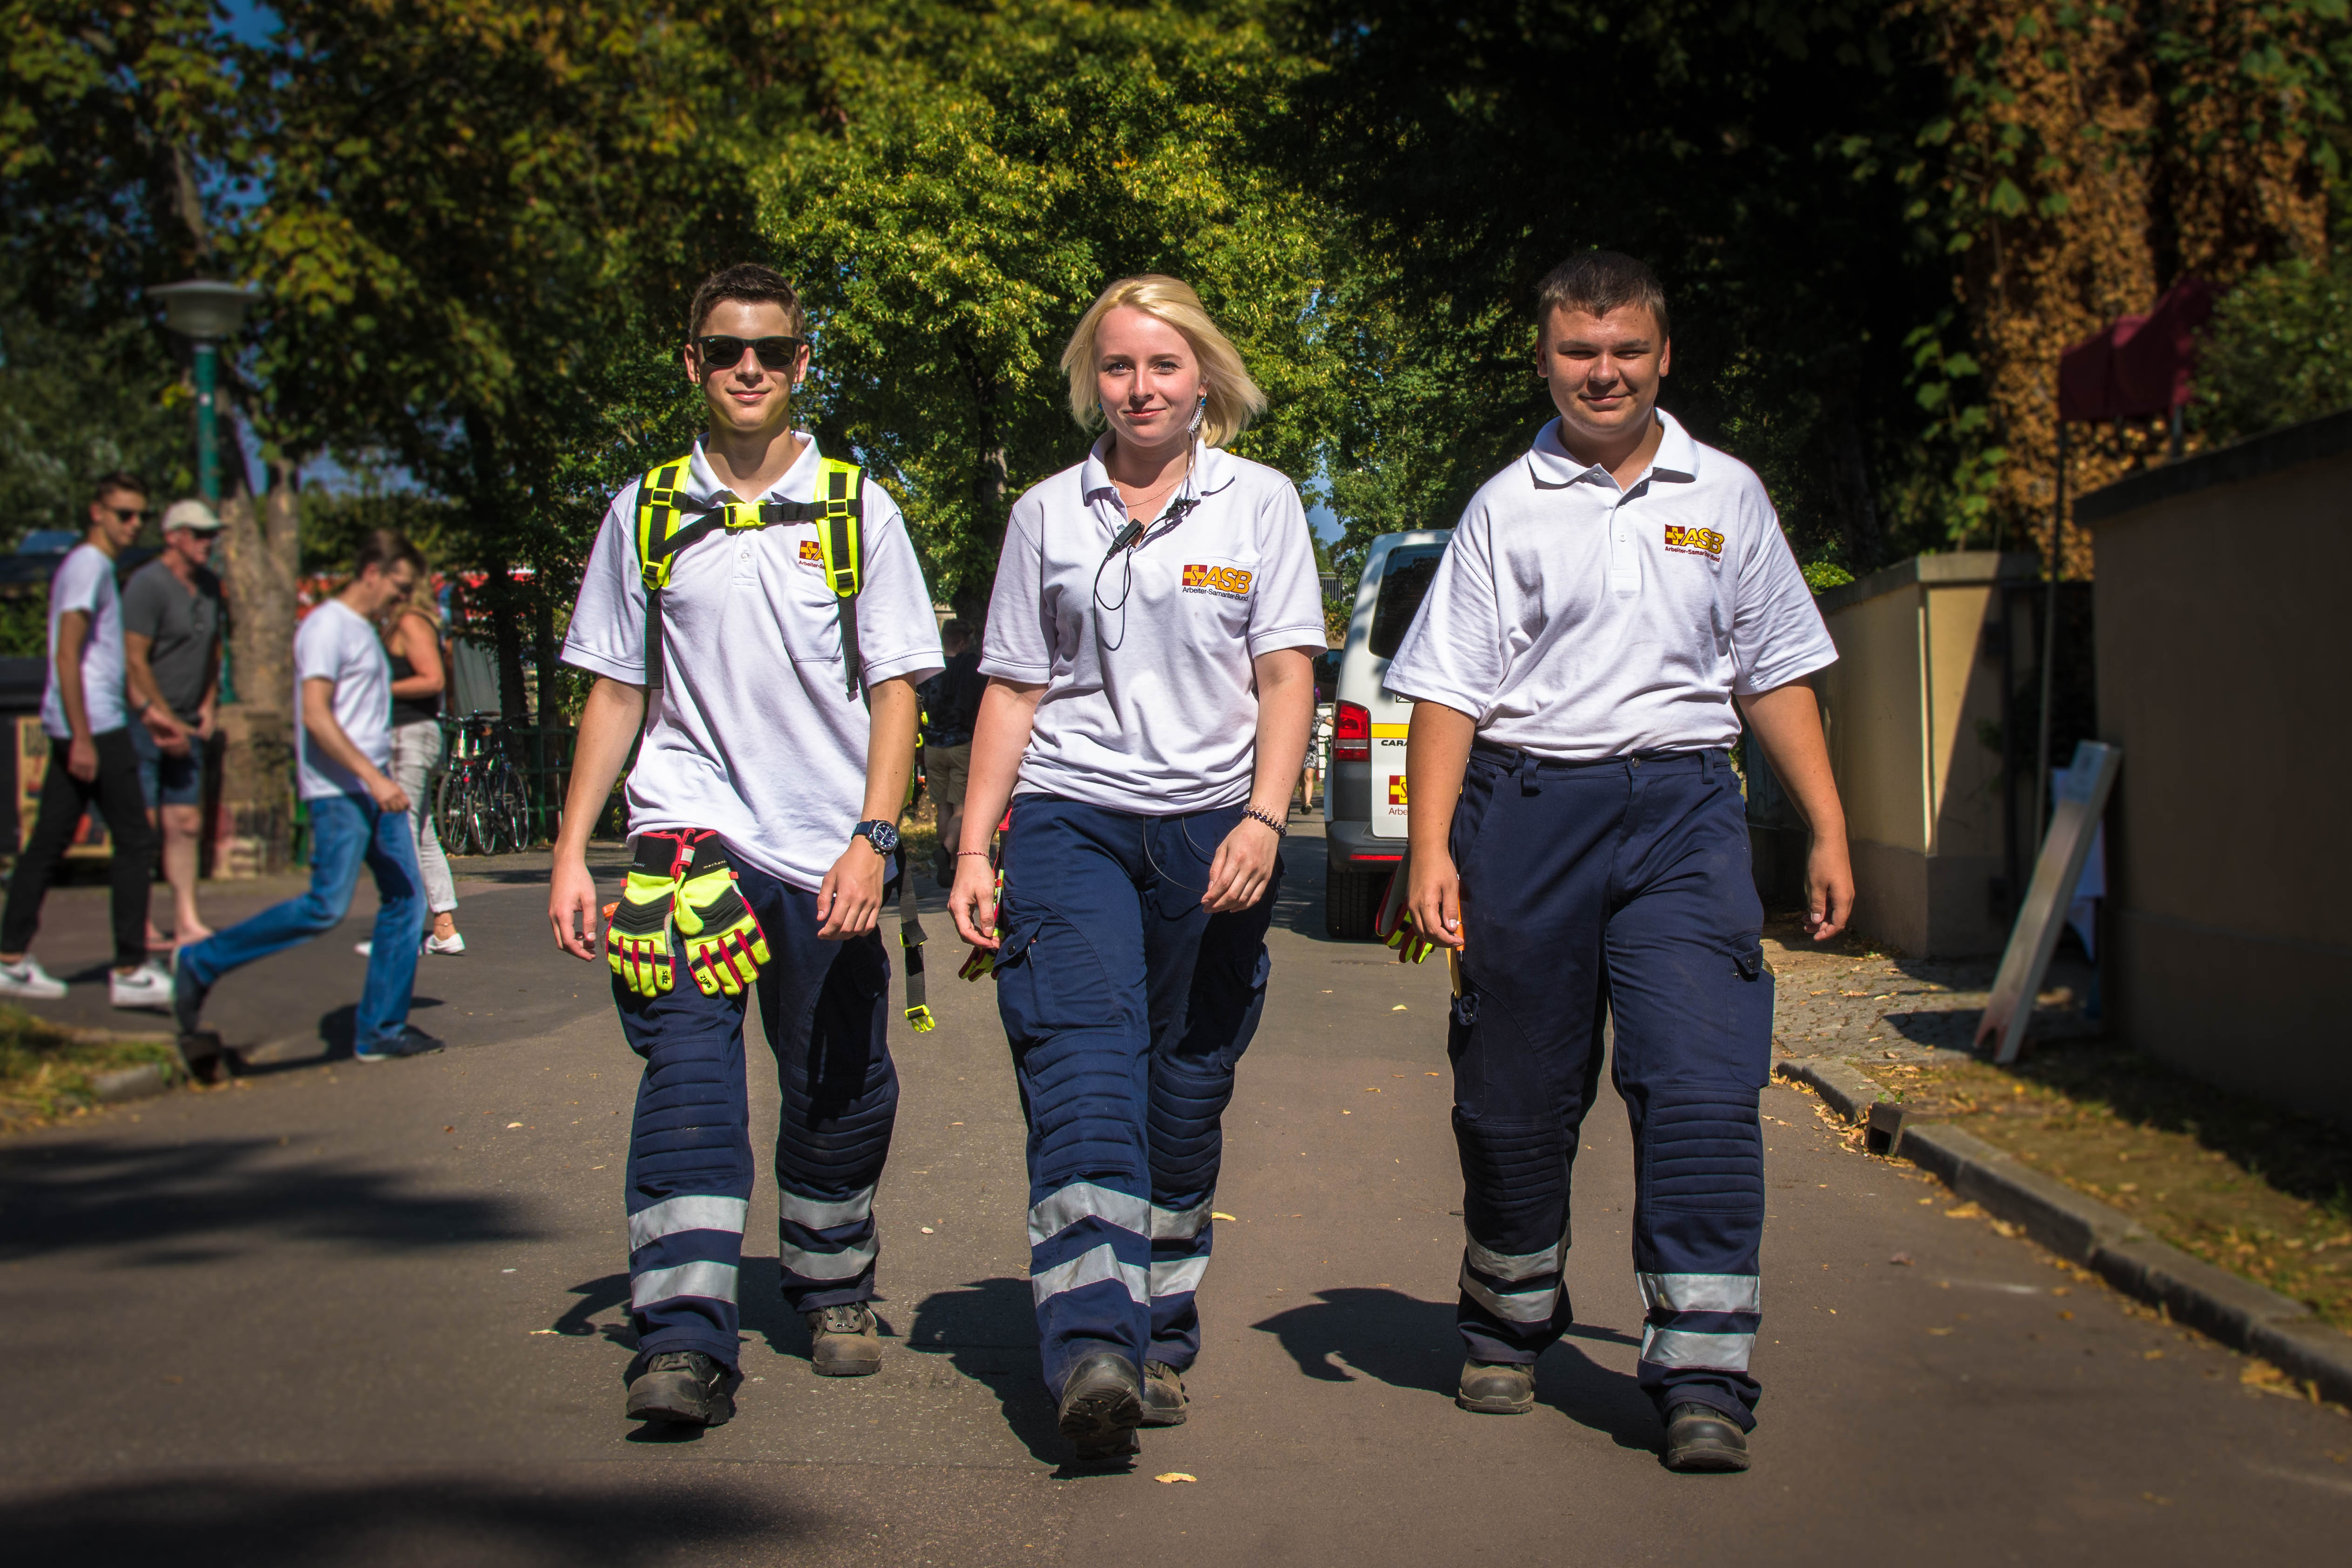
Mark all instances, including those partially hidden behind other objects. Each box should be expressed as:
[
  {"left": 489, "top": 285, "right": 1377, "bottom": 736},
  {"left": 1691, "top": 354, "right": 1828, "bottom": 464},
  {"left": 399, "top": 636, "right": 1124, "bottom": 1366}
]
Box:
[
  {"left": 425, "top": 931, "right": 467, "bottom": 956},
  {"left": 0, "top": 956, "right": 68, "bottom": 1000},
  {"left": 109, "top": 962, "right": 174, "bottom": 1012},
  {"left": 355, "top": 940, "right": 372, "bottom": 957}
]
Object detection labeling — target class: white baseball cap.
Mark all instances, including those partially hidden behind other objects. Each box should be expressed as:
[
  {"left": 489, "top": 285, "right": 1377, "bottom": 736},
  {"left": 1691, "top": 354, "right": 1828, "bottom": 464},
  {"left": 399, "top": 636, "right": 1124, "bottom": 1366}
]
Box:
[{"left": 160, "top": 499, "right": 223, "bottom": 533}]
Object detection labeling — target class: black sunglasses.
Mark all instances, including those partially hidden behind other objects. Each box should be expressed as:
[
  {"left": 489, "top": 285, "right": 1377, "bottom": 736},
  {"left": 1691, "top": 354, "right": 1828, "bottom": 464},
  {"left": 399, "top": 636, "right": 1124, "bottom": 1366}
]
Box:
[{"left": 692, "top": 335, "right": 805, "bottom": 372}]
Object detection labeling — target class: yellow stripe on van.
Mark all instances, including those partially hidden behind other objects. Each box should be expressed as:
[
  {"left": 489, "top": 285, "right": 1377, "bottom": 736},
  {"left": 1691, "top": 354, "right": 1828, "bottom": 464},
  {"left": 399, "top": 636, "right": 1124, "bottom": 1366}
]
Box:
[{"left": 1371, "top": 724, "right": 1410, "bottom": 739}]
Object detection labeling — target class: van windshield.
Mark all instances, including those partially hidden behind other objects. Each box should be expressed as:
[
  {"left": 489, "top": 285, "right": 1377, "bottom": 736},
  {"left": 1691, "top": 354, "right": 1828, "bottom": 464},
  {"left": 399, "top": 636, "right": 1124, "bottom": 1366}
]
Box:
[{"left": 1369, "top": 545, "right": 1447, "bottom": 660}]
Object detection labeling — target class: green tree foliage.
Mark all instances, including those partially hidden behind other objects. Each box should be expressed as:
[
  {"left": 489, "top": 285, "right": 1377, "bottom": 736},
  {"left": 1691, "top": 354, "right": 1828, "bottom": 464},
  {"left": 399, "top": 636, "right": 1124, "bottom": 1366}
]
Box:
[
  {"left": 762, "top": 0, "right": 1336, "bottom": 613},
  {"left": 2197, "top": 252, "right": 2352, "bottom": 438}
]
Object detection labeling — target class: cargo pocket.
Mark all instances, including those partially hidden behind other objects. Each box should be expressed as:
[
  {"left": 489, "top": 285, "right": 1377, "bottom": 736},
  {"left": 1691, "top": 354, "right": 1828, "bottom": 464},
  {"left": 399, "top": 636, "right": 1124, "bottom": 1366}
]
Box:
[
  {"left": 992, "top": 902, "right": 1118, "bottom": 1048},
  {"left": 1720, "top": 933, "right": 1773, "bottom": 1088}
]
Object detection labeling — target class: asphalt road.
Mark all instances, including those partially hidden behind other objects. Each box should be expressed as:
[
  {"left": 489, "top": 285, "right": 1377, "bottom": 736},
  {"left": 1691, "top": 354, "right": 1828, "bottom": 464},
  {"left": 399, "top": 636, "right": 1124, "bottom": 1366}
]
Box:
[{"left": 2, "top": 829, "right": 2347, "bottom": 1565}]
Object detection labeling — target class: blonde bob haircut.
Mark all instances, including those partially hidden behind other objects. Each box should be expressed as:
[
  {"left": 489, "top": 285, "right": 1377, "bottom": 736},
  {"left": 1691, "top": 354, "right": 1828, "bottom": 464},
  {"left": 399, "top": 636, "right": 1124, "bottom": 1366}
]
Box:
[{"left": 1060, "top": 275, "right": 1269, "bottom": 449}]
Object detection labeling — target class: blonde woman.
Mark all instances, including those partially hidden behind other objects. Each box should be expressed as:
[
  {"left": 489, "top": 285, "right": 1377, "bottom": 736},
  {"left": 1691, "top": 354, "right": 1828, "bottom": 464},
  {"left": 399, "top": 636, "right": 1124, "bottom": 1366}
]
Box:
[
  {"left": 373, "top": 572, "right": 463, "bottom": 955},
  {"left": 948, "top": 276, "right": 1323, "bottom": 1464}
]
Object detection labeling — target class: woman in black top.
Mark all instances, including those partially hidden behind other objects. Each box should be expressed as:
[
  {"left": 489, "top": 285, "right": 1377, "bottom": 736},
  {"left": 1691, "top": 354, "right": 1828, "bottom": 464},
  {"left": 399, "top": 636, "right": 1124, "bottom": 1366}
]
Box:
[{"left": 379, "top": 573, "right": 464, "bottom": 954}]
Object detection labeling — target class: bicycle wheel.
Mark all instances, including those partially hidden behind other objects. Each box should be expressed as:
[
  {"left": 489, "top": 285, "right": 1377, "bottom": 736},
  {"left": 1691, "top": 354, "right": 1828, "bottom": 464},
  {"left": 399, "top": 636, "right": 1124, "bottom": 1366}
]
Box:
[
  {"left": 492, "top": 762, "right": 532, "bottom": 851},
  {"left": 434, "top": 765, "right": 471, "bottom": 855},
  {"left": 465, "top": 769, "right": 506, "bottom": 857}
]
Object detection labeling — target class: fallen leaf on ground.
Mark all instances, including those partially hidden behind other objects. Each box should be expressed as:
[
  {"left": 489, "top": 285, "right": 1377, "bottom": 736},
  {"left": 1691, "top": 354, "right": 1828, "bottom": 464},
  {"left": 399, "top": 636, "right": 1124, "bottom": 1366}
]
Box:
[
  {"left": 1155, "top": 1473, "right": 1197, "bottom": 1484},
  {"left": 531, "top": 1329, "right": 557, "bottom": 1335},
  {"left": 920, "top": 1227, "right": 935, "bottom": 1234},
  {"left": 1944, "top": 1203, "right": 1985, "bottom": 1220},
  {"left": 1927, "top": 1326, "right": 1954, "bottom": 1336},
  {"left": 1391, "top": 1005, "right": 1407, "bottom": 1011},
  {"left": 1889, "top": 1252, "right": 1914, "bottom": 1266},
  {"left": 506, "top": 1122, "right": 524, "bottom": 1129},
  {"left": 1211, "top": 1212, "right": 1237, "bottom": 1222}
]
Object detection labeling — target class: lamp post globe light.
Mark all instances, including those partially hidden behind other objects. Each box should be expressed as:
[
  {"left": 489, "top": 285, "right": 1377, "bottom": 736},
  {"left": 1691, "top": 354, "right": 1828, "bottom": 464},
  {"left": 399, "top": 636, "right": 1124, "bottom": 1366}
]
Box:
[{"left": 151, "top": 280, "right": 256, "bottom": 506}]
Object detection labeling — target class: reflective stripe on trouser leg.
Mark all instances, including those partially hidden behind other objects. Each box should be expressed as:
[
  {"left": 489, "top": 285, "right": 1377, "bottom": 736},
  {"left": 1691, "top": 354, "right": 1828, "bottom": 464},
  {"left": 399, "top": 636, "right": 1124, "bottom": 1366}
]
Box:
[
  {"left": 617, "top": 963, "right": 754, "bottom": 1367},
  {"left": 760, "top": 875, "right": 900, "bottom": 1312}
]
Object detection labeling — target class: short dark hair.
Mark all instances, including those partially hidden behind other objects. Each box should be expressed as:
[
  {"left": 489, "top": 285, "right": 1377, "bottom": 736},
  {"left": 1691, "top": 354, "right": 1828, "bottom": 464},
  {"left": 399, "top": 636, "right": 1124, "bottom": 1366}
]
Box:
[
  {"left": 90, "top": 470, "right": 149, "bottom": 504},
  {"left": 1534, "top": 251, "right": 1671, "bottom": 342},
  {"left": 687, "top": 263, "right": 807, "bottom": 340},
  {"left": 941, "top": 618, "right": 971, "bottom": 649},
  {"left": 352, "top": 528, "right": 425, "bottom": 579}
]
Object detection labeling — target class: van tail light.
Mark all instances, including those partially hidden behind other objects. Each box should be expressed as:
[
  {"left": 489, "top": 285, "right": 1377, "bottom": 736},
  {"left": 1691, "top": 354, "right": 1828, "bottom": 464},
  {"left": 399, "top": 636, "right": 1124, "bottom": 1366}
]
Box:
[{"left": 1334, "top": 701, "right": 1370, "bottom": 763}]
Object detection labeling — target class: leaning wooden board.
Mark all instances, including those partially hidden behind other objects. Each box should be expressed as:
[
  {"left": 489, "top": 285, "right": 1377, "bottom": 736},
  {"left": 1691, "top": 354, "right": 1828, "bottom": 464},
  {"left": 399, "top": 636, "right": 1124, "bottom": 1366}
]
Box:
[
  {"left": 1975, "top": 740, "right": 2120, "bottom": 1064},
  {"left": 15, "top": 714, "right": 109, "bottom": 857}
]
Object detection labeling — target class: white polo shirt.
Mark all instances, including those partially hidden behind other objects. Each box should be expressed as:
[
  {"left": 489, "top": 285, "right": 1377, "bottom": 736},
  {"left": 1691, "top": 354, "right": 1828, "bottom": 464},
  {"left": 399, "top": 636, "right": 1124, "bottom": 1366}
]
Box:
[
  {"left": 1385, "top": 411, "right": 1835, "bottom": 760},
  {"left": 562, "top": 432, "right": 944, "bottom": 893},
  {"left": 980, "top": 439, "right": 1326, "bottom": 813},
  {"left": 40, "top": 544, "right": 128, "bottom": 739}
]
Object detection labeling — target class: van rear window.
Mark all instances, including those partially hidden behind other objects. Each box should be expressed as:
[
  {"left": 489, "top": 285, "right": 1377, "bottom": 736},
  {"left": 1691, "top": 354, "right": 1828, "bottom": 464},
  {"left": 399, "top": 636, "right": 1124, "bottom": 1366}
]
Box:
[{"left": 1369, "top": 546, "right": 1446, "bottom": 660}]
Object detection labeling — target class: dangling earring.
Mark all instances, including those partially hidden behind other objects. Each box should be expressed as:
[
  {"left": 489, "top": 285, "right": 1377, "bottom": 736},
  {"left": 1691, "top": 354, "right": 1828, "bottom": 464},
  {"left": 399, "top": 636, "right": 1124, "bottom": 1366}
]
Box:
[{"left": 1188, "top": 390, "right": 1208, "bottom": 436}]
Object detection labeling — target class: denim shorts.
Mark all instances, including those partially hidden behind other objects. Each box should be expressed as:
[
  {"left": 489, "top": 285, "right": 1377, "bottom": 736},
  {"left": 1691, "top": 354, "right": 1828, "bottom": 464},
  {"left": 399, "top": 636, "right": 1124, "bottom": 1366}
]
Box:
[{"left": 130, "top": 720, "right": 205, "bottom": 808}]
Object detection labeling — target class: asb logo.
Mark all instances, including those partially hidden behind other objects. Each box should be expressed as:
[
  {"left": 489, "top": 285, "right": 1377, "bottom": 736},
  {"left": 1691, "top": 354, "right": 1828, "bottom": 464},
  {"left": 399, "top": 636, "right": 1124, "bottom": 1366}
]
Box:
[
  {"left": 1388, "top": 775, "right": 1408, "bottom": 806},
  {"left": 799, "top": 539, "right": 824, "bottom": 565},
  {"left": 1663, "top": 524, "right": 1726, "bottom": 560},
  {"left": 1182, "top": 563, "right": 1254, "bottom": 599}
]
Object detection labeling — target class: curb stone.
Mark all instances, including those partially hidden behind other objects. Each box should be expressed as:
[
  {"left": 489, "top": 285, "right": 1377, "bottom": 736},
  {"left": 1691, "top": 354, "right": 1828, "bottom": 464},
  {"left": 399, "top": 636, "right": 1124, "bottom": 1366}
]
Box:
[
  {"left": 1772, "top": 1056, "right": 2352, "bottom": 1406},
  {"left": 88, "top": 1062, "right": 180, "bottom": 1104}
]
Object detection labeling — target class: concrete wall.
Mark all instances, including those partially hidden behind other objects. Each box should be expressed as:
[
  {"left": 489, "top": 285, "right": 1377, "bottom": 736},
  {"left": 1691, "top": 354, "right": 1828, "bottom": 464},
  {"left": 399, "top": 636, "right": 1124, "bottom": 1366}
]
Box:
[
  {"left": 2078, "top": 410, "right": 2352, "bottom": 1128},
  {"left": 1816, "top": 552, "right": 2039, "bottom": 956}
]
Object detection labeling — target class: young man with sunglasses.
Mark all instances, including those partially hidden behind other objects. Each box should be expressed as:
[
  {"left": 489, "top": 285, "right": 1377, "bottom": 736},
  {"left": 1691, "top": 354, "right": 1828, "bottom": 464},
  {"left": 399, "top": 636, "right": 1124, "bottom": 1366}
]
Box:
[
  {"left": 549, "top": 263, "right": 942, "bottom": 1430},
  {"left": 0, "top": 471, "right": 171, "bottom": 1009}
]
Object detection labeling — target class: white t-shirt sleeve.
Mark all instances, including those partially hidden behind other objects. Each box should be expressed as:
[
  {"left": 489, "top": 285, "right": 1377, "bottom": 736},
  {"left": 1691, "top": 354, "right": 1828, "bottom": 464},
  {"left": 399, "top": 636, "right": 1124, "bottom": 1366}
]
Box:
[
  {"left": 1728, "top": 490, "right": 1837, "bottom": 696},
  {"left": 560, "top": 490, "right": 648, "bottom": 685},
  {"left": 1384, "top": 509, "right": 1504, "bottom": 718},
  {"left": 52, "top": 549, "right": 109, "bottom": 617},
  {"left": 978, "top": 498, "right": 1052, "bottom": 682},
  {"left": 851, "top": 489, "right": 945, "bottom": 687},
  {"left": 1246, "top": 480, "right": 1328, "bottom": 659},
  {"left": 293, "top": 606, "right": 351, "bottom": 686}
]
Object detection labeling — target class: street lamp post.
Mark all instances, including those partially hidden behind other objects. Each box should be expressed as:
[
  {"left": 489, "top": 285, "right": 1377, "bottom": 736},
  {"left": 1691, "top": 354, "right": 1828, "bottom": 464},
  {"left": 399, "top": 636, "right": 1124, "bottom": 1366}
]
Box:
[
  {"left": 150, "top": 280, "right": 256, "bottom": 506},
  {"left": 152, "top": 280, "right": 257, "bottom": 703}
]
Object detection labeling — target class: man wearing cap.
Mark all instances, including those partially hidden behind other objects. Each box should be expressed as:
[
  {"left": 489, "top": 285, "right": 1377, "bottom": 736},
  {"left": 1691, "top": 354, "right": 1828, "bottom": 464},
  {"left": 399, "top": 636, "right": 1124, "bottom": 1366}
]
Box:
[{"left": 123, "top": 498, "right": 227, "bottom": 947}]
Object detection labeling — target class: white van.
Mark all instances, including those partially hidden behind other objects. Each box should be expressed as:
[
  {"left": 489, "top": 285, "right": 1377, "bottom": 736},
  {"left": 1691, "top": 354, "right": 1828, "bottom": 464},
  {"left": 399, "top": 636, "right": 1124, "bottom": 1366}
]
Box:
[{"left": 1323, "top": 527, "right": 1452, "bottom": 937}]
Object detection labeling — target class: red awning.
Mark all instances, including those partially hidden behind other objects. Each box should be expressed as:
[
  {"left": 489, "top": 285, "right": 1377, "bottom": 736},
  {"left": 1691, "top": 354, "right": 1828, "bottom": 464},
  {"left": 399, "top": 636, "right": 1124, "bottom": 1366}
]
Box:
[{"left": 2057, "top": 278, "right": 2214, "bottom": 424}]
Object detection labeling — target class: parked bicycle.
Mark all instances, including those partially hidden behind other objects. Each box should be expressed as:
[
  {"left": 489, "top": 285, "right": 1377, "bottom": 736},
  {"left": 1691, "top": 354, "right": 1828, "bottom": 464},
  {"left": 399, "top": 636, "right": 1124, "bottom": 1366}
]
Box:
[{"left": 435, "top": 713, "right": 533, "bottom": 856}]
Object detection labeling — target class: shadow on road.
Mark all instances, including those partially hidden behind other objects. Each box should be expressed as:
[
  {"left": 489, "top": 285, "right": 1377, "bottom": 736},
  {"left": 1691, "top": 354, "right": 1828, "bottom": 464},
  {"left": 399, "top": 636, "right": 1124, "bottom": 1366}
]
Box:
[
  {"left": 906, "top": 1277, "right": 1062, "bottom": 1465},
  {"left": 1253, "top": 1286, "right": 1660, "bottom": 1450},
  {"left": 0, "top": 1473, "right": 816, "bottom": 1567},
  {"left": 0, "top": 1137, "right": 541, "bottom": 1262}
]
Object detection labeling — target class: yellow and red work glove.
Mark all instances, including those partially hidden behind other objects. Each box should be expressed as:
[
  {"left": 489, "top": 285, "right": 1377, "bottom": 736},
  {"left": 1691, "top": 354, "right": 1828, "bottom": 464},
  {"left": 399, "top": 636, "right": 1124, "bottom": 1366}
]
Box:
[
  {"left": 673, "top": 833, "right": 770, "bottom": 996},
  {"left": 608, "top": 831, "right": 694, "bottom": 996},
  {"left": 959, "top": 865, "right": 1005, "bottom": 982}
]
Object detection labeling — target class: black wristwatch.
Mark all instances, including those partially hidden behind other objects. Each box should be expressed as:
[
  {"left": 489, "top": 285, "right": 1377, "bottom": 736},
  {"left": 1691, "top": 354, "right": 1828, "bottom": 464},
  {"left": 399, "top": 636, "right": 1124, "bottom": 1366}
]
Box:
[{"left": 852, "top": 819, "right": 900, "bottom": 857}]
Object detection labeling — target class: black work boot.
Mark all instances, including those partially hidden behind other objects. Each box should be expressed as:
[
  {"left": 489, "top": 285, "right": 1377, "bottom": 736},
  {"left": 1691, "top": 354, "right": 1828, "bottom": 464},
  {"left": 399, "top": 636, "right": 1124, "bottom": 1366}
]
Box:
[
  {"left": 807, "top": 1303, "right": 883, "bottom": 1377},
  {"left": 1058, "top": 1351, "right": 1143, "bottom": 1463},
  {"left": 1456, "top": 1359, "right": 1535, "bottom": 1414},
  {"left": 1140, "top": 1360, "right": 1188, "bottom": 1427},
  {"left": 625, "top": 1350, "right": 736, "bottom": 1427},
  {"left": 1662, "top": 1402, "right": 1751, "bottom": 1472}
]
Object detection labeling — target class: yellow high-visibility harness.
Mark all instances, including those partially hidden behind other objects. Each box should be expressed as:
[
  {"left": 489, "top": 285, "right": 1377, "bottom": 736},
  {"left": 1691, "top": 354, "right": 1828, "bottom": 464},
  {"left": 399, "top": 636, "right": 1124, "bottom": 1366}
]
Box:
[{"left": 629, "top": 453, "right": 934, "bottom": 1032}]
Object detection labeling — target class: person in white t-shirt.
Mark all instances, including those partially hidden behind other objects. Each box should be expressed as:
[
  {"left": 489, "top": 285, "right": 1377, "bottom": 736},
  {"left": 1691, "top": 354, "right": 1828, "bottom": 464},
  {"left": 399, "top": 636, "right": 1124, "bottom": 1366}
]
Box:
[
  {"left": 1387, "top": 251, "right": 1853, "bottom": 1474},
  {"left": 171, "top": 531, "right": 440, "bottom": 1076},
  {"left": 548, "top": 264, "right": 942, "bottom": 1432},
  {"left": 0, "top": 471, "right": 171, "bottom": 1010},
  {"left": 948, "top": 275, "right": 1324, "bottom": 1464}
]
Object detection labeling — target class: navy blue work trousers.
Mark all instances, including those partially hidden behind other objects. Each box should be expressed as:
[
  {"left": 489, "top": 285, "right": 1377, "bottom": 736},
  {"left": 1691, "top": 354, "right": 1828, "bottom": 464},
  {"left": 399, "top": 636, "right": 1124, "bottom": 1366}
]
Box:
[
  {"left": 613, "top": 849, "right": 899, "bottom": 1369},
  {"left": 994, "top": 795, "right": 1276, "bottom": 1398},
  {"left": 1448, "top": 745, "right": 1772, "bottom": 1429}
]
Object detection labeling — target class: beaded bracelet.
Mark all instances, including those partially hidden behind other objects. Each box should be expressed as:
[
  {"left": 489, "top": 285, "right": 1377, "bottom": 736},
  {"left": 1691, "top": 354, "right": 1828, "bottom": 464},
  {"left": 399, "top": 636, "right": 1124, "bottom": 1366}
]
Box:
[{"left": 1241, "top": 805, "right": 1287, "bottom": 839}]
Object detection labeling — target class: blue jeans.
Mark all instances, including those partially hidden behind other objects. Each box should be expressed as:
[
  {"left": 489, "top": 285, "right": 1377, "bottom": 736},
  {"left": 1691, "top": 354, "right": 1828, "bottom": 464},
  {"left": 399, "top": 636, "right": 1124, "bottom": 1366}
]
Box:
[{"left": 179, "top": 792, "right": 425, "bottom": 1051}]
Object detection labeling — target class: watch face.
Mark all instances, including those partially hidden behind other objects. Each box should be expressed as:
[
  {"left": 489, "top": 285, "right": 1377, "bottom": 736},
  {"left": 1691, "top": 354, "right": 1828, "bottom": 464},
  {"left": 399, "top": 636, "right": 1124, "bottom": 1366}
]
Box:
[{"left": 865, "top": 820, "right": 900, "bottom": 855}]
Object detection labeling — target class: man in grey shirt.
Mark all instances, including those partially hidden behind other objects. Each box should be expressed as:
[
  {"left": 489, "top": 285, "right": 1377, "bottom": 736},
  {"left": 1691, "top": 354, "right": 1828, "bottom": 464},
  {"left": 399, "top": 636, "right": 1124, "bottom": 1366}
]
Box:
[{"left": 123, "top": 498, "right": 226, "bottom": 946}]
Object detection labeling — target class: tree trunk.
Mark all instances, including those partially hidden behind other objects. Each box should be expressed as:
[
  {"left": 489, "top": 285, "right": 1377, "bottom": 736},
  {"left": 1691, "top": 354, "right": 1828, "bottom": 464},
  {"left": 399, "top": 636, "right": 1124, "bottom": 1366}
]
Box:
[{"left": 215, "top": 457, "right": 301, "bottom": 875}]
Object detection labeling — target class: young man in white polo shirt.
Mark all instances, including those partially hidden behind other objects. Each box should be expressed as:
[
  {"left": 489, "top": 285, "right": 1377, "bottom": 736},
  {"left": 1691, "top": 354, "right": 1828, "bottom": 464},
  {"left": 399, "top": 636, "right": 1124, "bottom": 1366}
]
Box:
[
  {"left": 549, "top": 263, "right": 942, "bottom": 1430},
  {"left": 1390, "top": 250, "right": 1853, "bottom": 1474}
]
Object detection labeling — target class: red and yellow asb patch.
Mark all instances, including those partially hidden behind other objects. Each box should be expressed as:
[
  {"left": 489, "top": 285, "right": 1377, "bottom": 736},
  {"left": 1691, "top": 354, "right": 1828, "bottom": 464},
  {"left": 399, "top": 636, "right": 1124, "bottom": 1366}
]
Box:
[
  {"left": 1663, "top": 524, "right": 1726, "bottom": 560},
  {"left": 799, "top": 539, "right": 824, "bottom": 564},
  {"left": 1182, "top": 563, "right": 1254, "bottom": 598},
  {"left": 1388, "top": 775, "right": 1408, "bottom": 806}
]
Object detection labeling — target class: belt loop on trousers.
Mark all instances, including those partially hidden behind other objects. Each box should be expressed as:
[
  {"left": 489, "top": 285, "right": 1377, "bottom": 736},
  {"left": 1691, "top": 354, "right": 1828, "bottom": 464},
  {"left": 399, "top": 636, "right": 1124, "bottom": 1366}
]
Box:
[{"left": 1518, "top": 750, "right": 1540, "bottom": 796}]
